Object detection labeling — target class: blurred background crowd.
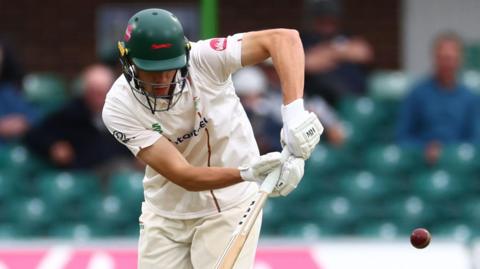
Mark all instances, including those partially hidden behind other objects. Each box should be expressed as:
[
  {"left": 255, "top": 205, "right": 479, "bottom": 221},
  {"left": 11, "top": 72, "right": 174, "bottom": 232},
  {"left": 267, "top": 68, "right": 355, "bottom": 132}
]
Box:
[{"left": 1, "top": 0, "right": 480, "bottom": 242}]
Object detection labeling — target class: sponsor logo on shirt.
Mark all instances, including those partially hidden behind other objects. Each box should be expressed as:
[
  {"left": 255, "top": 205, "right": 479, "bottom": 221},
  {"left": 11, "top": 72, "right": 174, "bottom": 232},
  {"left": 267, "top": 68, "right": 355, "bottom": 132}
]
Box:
[
  {"left": 174, "top": 117, "right": 209, "bottom": 145},
  {"left": 209, "top": 38, "right": 227, "bottom": 51},
  {"left": 113, "top": 130, "right": 133, "bottom": 144}
]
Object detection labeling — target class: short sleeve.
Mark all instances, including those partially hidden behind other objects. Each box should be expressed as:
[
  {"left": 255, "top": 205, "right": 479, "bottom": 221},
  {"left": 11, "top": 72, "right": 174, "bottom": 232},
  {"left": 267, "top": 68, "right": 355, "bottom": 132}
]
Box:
[
  {"left": 190, "top": 33, "right": 244, "bottom": 83},
  {"left": 102, "top": 101, "right": 161, "bottom": 156}
]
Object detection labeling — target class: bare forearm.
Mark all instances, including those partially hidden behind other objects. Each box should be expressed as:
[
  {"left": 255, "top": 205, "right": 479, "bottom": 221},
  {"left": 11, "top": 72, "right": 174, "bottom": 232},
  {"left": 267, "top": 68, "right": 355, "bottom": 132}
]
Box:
[
  {"left": 177, "top": 166, "right": 243, "bottom": 191},
  {"left": 269, "top": 29, "right": 305, "bottom": 104}
]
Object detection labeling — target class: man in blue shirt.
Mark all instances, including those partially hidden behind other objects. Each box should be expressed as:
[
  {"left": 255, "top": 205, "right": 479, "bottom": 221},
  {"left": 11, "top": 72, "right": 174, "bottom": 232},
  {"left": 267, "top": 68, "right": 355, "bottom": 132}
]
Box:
[{"left": 397, "top": 32, "right": 480, "bottom": 163}]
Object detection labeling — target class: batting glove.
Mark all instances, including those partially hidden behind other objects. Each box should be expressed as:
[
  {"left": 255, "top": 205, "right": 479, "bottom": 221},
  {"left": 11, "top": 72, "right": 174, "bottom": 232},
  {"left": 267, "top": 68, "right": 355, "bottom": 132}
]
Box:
[
  {"left": 270, "top": 155, "right": 305, "bottom": 197},
  {"left": 281, "top": 98, "right": 324, "bottom": 159},
  {"left": 239, "top": 152, "right": 282, "bottom": 183}
]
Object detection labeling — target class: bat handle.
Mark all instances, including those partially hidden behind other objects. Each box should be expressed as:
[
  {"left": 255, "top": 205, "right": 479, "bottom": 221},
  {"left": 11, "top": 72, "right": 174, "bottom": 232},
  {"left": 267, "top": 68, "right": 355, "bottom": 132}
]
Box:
[{"left": 259, "top": 148, "right": 290, "bottom": 194}]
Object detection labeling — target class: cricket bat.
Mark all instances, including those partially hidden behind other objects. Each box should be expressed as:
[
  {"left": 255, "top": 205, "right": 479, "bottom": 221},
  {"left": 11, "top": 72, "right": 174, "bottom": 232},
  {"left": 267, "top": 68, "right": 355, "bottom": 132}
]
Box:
[{"left": 214, "top": 149, "right": 289, "bottom": 269}]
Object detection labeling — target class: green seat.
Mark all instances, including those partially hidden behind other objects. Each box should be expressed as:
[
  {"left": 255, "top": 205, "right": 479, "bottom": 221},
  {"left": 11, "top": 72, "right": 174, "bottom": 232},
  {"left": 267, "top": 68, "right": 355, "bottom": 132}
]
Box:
[
  {"left": 278, "top": 221, "right": 342, "bottom": 238},
  {"left": 355, "top": 221, "right": 404, "bottom": 239},
  {"left": 23, "top": 73, "right": 67, "bottom": 114},
  {"left": 109, "top": 170, "right": 144, "bottom": 213},
  {"left": 262, "top": 199, "right": 291, "bottom": 235},
  {"left": 306, "top": 145, "right": 352, "bottom": 177},
  {"left": 464, "top": 43, "right": 480, "bottom": 71},
  {"left": 461, "top": 70, "right": 480, "bottom": 94},
  {"left": 338, "top": 171, "right": 391, "bottom": 201},
  {"left": 386, "top": 196, "right": 436, "bottom": 228},
  {"left": 8, "top": 197, "right": 53, "bottom": 235},
  {"left": 412, "top": 170, "right": 467, "bottom": 201},
  {"left": 341, "top": 120, "right": 369, "bottom": 149},
  {"left": 438, "top": 144, "right": 478, "bottom": 174},
  {"left": 365, "top": 144, "right": 420, "bottom": 175},
  {"left": 339, "top": 97, "right": 384, "bottom": 128},
  {"left": 0, "top": 224, "right": 23, "bottom": 239},
  {"left": 0, "top": 171, "right": 19, "bottom": 202},
  {"left": 431, "top": 222, "right": 474, "bottom": 243},
  {"left": 0, "top": 144, "right": 48, "bottom": 176},
  {"left": 460, "top": 197, "right": 480, "bottom": 225},
  {"left": 85, "top": 195, "right": 130, "bottom": 234},
  {"left": 37, "top": 171, "right": 100, "bottom": 220},
  {"left": 48, "top": 222, "right": 101, "bottom": 240},
  {"left": 123, "top": 223, "right": 140, "bottom": 238},
  {"left": 312, "top": 195, "right": 361, "bottom": 228},
  {"left": 368, "top": 71, "right": 411, "bottom": 100}
]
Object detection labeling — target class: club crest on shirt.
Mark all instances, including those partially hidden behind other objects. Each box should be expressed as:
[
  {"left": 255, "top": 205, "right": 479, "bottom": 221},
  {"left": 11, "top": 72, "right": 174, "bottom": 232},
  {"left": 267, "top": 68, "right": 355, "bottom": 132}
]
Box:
[
  {"left": 152, "top": 123, "right": 163, "bottom": 134},
  {"left": 209, "top": 38, "right": 227, "bottom": 51}
]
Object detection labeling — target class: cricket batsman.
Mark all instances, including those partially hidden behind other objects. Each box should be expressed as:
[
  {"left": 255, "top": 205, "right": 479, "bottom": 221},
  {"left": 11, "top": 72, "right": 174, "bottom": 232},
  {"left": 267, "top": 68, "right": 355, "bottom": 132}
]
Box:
[{"left": 102, "top": 8, "right": 323, "bottom": 269}]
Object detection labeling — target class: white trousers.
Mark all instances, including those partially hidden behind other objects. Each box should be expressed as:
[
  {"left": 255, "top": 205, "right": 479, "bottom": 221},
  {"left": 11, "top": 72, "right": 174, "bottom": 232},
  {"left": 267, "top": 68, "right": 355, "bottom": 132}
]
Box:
[{"left": 138, "top": 196, "right": 262, "bottom": 269}]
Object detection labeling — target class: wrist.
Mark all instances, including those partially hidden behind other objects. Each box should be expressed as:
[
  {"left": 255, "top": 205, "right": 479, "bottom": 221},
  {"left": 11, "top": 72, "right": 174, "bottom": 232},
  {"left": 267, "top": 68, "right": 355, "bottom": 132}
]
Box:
[
  {"left": 281, "top": 98, "right": 306, "bottom": 125},
  {"left": 239, "top": 166, "right": 254, "bottom": 182}
]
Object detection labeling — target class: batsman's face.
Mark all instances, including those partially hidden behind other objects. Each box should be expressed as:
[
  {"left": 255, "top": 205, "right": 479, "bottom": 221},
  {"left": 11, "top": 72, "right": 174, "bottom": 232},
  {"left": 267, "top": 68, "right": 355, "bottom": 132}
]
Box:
[{"left": 137, "top": 69, "right": 177, "bottom": 96}]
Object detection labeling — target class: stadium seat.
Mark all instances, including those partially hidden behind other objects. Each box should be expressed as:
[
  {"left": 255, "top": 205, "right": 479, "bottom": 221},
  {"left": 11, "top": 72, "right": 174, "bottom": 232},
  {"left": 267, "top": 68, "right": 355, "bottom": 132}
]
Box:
[
  {"left": 84, "top": 195, "right": 130, "bottom": 234},
  {"left": 0, "top": 224, "right": 23, "bottom": 239},
  {"left": 341, "top": 120, "right": 369, "bottom": 149},
  {"left": 338, "top": 97, "right": 384, "bottom": 128},
  {"left": 306, "top": 145, "right": 340, "bottom": 176},
  {"left": 311, "top": 195, "right": 361, "bottom": 228},
  {"left": 355, "top": 220, "right": 404, "bottom": 239},
  {"left": 385, "top": 195, "right": 436, "bottom": 228},
  {"left": 109, "top": 170, "right": 144, "bottom": 214},
  {"left": 460, "top": 197, "right": 480, "bottom": 225},
  {"left": 368, "top": 71, "right": 411, "bottom": 100},
  {"left": 412, "top": 170, "right": 468, "bottom": 201},
  {"left": 22, "top": 73, "right": 68, "bottom": 114},
  {"left": 278, "top": 221, "right": 343, "bottom": 238},
  {"left": 431, "top": 222, "right": 474, "bottom": 243},
  {"left": 438, "top": 143, "right": 479, "bottom": 174},
  {"left": 383, "top": 195, "right": 439, "bottom": 229},
  {"left": 48, "top": 222, "right": 101, "bottom": 240},
  {"left": 364, "top": 144, "right": 420, "bottom": 175},
  {"left": 0, "top": 171, "right": 18, "bottom": 202},
  {"left": 337, "top": 170, "right": 392, "bottom": 201},
  {"left": 464, "top": 43, "right": 480, "bottom": 71},
  {"left": 37, "top": 171, "right": 100, "bottom": 220},
  {"left": 0, "top": 144, "right": 48, "bottom": 177},
  {"left": 8, "top": 197, "right": 53, "bottom": 236},
  {"left": 460, "top": 70, "right": 480, "bottom": 94},
  {"left": 261, "top": 199, "right": 290, "bottom": 235}
]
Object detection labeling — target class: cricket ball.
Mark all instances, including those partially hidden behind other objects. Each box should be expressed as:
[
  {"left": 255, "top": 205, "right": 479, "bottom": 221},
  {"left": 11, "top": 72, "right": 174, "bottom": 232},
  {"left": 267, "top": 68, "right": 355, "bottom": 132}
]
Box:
[{"left": 410, "top": 228, "right": 431, "bottom": 249}]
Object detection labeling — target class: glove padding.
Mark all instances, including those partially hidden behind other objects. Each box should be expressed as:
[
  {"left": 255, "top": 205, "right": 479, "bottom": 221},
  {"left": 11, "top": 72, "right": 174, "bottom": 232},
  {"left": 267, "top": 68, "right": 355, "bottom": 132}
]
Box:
[
  {"left": 281, "top": 112, "right": 324, "bottom": 159},
  {"left": 270, "top": 155, "right": 305, "bottom": 197},
  {"left": 239, "top": 152, "right": 282, "bottom": 183}
]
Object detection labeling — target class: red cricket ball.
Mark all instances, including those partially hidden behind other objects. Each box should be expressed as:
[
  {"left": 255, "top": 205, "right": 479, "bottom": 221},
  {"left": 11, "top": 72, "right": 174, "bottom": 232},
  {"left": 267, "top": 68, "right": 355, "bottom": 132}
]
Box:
[{"left": 410, "top": 228, "right": 431, "bottom": 249}]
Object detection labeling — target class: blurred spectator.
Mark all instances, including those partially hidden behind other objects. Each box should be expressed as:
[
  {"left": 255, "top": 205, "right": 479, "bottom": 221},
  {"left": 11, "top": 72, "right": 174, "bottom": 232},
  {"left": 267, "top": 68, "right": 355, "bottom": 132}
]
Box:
[
  {"left": 233, "top": 65, "right": 345, "bottom": 152},
  {"left": 397, "top": 32, "right": 480, "bottom": 164},
  {"left": 301, "top": 0, "right": 374, "bottom": 106},
  {"left": 0, "top": 39, "right": 39, "bottom": 146},
  {"left": 24, "top": 64, "right": 133, "bottom": 174}
]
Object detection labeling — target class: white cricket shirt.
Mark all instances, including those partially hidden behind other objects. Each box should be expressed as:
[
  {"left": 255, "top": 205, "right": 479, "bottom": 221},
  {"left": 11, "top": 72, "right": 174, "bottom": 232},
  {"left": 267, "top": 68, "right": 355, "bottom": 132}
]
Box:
[{"left": 102, "top": 33, "right": 260, "bottom": 219}]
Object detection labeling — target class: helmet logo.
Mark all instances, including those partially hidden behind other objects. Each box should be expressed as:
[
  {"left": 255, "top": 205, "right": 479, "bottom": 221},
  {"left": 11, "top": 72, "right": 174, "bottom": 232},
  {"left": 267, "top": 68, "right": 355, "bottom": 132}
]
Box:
[
  {"left": 210, "top": 38, "right": 227, "bottom": 51},
  {"left": 151, "top": 43, "right": 173, "bottom": 50},
  {"left": 124, "top": 24, "right": 134, "bottom": 42}
]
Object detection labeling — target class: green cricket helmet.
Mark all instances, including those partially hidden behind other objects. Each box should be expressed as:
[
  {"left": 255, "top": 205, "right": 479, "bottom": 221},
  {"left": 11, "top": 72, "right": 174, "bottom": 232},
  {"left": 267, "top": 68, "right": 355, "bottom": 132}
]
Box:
[{"left": 118, "top": 8, "right": 191, "bottom": 113}]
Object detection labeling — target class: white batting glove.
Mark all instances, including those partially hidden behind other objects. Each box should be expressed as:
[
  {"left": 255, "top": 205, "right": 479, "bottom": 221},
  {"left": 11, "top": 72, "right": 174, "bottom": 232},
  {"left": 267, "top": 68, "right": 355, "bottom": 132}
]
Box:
[
  {"left": 239, "top": 152, "right": 282, "bottom": 183},
  {"left": 270, "top": 155, "right": 305, "bottom": 197},
  {"left": 281, "top": 98, "right": 324, "bottom": 159}
]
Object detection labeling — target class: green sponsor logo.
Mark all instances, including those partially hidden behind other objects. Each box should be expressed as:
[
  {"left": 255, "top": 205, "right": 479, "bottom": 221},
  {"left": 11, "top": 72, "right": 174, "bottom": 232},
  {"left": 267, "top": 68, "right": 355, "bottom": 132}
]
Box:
[{"left": 152, "top": 123, "right": 163, "bottom": 134}]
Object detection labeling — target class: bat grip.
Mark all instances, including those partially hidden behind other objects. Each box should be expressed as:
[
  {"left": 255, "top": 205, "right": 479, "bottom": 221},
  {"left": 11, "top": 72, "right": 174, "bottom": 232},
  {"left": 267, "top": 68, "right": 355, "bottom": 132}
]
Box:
[{"left": 259, "top": 148, "right": 290, "bottom": 193}]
